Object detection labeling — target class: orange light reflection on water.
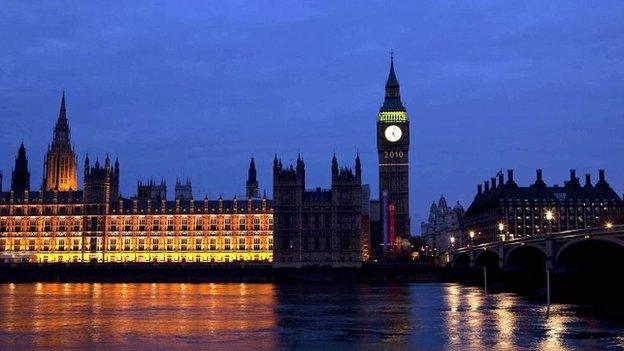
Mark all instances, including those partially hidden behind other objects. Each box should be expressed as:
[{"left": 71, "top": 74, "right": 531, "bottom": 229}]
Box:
[{"left": 0, "top": 283, "right": 277, "bottom": 350}]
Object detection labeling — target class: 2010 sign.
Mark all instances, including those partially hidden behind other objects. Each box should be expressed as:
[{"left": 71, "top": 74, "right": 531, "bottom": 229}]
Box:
[{"left": 383, "top": 151, "right": 404, "bottom": 159}]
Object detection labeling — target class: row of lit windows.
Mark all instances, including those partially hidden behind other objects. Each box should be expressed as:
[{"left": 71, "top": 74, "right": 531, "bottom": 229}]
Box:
[
  {"left": 0, "top": 237, "right": 273, "bottom": 252},
  {"left": 0, "top": 218, "right": 273, "bottom": 232},
  {"left": 0, "top": 205, "right": 272, "bottom": 216},
  {"left": 503, "top": 200, "right": 618, "bottom": 204},
  {"left": 4, "top": 254, "right": 272, "bottom": 264},
  {"left": 0, "top": 206, "right": 82, "bottom": 216},
  {"left": 510, "top": 215, "right": 604, "bottom": 221},
  {"left": 0, "top": 230, "right": 271, "bottom": 238}
]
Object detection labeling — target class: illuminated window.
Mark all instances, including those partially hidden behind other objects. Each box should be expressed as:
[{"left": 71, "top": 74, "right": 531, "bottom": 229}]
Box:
[
  {"left": 268, "top": 217, "right": 274, "bottom": 230},
  {"left": 225, "top": 217, "right": 232, "bottom": 230},
  {"left": 124, "top": 238, "right": 131, "bottom": 251},
  {"left": 210, "top": 216, "right": 217, "bottom": 230},
  {"left": 0, "top": 239, "right": 5, "bottom": 251},
  {"left": 238, "top": 237, "right": 245, "bottom": 250},
  {"left": 209, "top": 238, "right": 217, "bottom": 251},
  {"left": 253, "top": 217, "right": 260, "bottom": 230},
  {"left": 72, "top": 239, "right": 80, "bottom": 251},
  {"left": 195, "top": 238, "right": 202, "bottom": 251},
  {"left": 180, "top": 238, "right": 188, "bottom": 251},
  {"left": 109, "top": 238, "right": 117, "bottom": 251},
  {"left": 239, "top": 217, "right": 246, "bottom": 230},
  {"left": 152, "top": 238, "right": 159, "bottom": 251},
  {"left": 138, "top": 238, "right": 145, "bottom": 251},
  {"left": 124, "top": 217, "right": 132, "bottom": 231},
  {"left": 13, "top": 239, "right": 21, "bottom": 251},
  {"left": 167, "top": 217, "right": 174, "bottom": 231},
  {"left": 28, "top": 239, "right": 36, "bottom": 251},
  {"left": 110, "top": 218, "right": 118, "bottom": 231},
  {"left": 268, "top": 238, "right": 273, "bottom": 250},
  {"left": 43, "top": 239, "right": 50, "bottom": 251},
  {"left": 181, "top": 217, "right": 188, "bottom": 230},
  {"left": 253, "top": 237, "right": 260, "bottom": 251},
  {"left": 166, "top": 238, "right": 174, "bottom": 251},
  {"left": 195, "top": 217, "right": 203, "bottom": 230},
  {"left": 139, "top": 217, "right": 146, "bottom": 231},
  {"left": 224, "top": 238, "right": 231, "bottom": 251}
]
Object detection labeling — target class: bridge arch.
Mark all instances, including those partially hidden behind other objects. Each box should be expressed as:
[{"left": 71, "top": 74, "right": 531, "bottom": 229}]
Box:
[
  {"left": 555, "top": 237, "right": 624, "bottom": 303},
  {"left": 555, "top": 236, "right": 624, "bottom": 264},
  {"left": 505, "top": 244, "right": 547, "bottom": 271},
  {"left": 556, "top": 237, "right": 624, "bottom": 271},
  {"left": 474, "top": 249, "right": 499, "bottom": 270},
  {"left": 453, "top": 253, "right": 470, "bottom": 268},
  {"left": 503, "top": 244, "right": 548, "bottom": 295}
]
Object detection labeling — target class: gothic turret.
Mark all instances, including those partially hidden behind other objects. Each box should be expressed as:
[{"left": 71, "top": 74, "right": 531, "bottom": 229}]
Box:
[
  {"left": 175, "top": 177, "right": 193, "bottom": 201},
  {"left": 296, "top": 154, "right": 305, "bottom": 185},
  {"left": 11, "top": 142, "right": 30, "bottom": 193},
  {"left": 355, "top": 152, "right": 361, "bottom": 181},
  {"left": 43, "top": 91, "right": 78, "bottom": 191},
  {"left": 246, "top": 157, "right": 259, "bottom": 198},
  {"left": 84, "top": 154, "right": 118, "bottom": 204},
  {"left": 331, "top": 153, "right": 338, "bottom": 179}
]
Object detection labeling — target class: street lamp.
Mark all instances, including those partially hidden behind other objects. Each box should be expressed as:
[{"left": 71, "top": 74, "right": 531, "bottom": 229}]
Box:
[
  {"left": 606, "top": 222, "right": 613, "bottom": 229},
  {"left": 469, "top": 230, "right": 475, "bottom": 246},
  {"left": 545, "top": 209, "right": 554, "bottom": 234},
  {"left": 450, "top": 236, "right": 455, "bottom": 247},
  {"left": 498, "top": 222, "right": 505, "bottom": 241}
]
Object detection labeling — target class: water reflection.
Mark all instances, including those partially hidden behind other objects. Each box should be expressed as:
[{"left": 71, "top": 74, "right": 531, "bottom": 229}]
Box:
[
  {"left": 0, "top": 283, "right": 623, "bottom": 350},
  {"left": 0, "top": 283, "right": 277, "bottom": 350}
]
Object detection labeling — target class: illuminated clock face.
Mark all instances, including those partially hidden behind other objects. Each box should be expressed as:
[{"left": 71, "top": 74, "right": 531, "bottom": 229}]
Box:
[{"left": 384, "top": 125, "right": 402, "bottom": 142}]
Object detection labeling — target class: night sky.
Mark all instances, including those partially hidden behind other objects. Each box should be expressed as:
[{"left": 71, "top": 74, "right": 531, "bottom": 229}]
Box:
[{"left": 1, "top": 1, "right": 623, "bottom": 234}]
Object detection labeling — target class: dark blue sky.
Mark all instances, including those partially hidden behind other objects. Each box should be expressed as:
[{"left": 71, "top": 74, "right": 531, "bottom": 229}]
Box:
[{"left": 1, "top": 1, "right": 623, "bottom": 232}]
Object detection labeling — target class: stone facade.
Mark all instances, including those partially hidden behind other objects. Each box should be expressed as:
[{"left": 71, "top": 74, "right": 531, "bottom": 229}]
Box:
[{"left": 272, "top": 154, "right": 362, "bottom": 267}]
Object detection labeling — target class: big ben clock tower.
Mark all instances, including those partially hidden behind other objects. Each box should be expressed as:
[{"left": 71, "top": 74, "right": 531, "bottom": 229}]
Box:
[{"left": 377, "top": 55, "right": 410, "bottom": 249}]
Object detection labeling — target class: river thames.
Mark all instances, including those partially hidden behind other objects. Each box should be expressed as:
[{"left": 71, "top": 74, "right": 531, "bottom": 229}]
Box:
[{"left": 0, "top": 283, "right": 623, "bottom": 350}]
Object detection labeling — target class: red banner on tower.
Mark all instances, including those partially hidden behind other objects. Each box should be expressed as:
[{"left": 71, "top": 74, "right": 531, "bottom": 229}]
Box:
[{"left": 389, "top": 203, "right": 396, "bottom": 250}]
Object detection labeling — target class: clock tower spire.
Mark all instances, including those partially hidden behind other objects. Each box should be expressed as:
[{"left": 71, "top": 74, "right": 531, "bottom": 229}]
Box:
[{"left": 377, "top": 54, "right": 410, "bottom": 252}]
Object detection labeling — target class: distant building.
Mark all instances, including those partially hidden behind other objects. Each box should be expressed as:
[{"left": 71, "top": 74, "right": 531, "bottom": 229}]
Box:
[
  {"left": 420, "top": 196, "right": 464, "bottom": 250},
  {"left": 462, "top": 169, "right": 624, "bottom": 245},
  {"left": 272, "top": 154, "right": 362, "bottom": 267}
]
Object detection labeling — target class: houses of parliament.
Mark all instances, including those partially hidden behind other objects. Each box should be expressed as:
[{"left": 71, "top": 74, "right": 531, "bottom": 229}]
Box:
[
  {"left": 0, "top": 58, "right": 412, "bottom": 266},
  {"left": 0, "top": 93, "right": 274, "bottom": 263}
]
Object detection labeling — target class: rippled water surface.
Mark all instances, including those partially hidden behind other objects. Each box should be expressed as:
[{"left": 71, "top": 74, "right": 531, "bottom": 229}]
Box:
[{"left": 1, "top": 283, "right": 623, "bottom": 350}]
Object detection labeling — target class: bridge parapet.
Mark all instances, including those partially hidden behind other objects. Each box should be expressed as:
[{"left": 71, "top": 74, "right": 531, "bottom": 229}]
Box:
[{"left": 450, "top": 225, "right": 624, "bottom": 270}]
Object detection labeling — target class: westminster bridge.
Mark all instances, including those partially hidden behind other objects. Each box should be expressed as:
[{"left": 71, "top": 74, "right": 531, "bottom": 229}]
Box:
[{"left": 450, "top": 224, "right": 624, "bottom": 273}]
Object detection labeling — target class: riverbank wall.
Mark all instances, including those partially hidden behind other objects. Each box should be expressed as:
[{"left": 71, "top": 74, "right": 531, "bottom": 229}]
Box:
[{"left": 0, "top": 262, "right": 448, "bottom": 283}]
